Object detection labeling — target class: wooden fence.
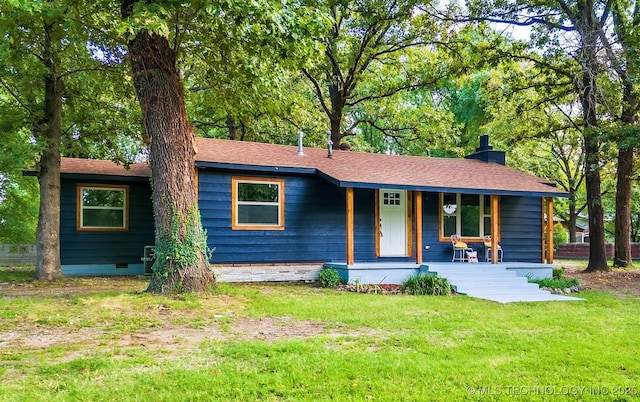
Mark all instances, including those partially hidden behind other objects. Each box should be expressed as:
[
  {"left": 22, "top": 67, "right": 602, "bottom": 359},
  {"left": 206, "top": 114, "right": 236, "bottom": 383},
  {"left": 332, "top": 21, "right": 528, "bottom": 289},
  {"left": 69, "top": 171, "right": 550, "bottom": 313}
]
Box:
[
  {"left": 0, "top": 244, "right": 36, "bottom": 266},
  {"left": 555, "top": 243, "right": 640, "bottom": 260}
]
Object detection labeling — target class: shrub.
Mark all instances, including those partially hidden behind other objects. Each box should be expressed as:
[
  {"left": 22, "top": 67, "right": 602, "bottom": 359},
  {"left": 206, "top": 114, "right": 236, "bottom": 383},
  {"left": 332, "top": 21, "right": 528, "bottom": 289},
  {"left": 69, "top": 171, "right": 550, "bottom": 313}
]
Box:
[
  {"left": 401, "top": 273, "right": 452, "bottom": 295},
  {"left": 528, "top": 267, "right": 580, "bottom": 289},
  {"left": 529, "top": 276, "right": 580, "bottom": 289},
  {"left": 552, "top": 267, "right": 565, "bottom": 280},
  {"left": 554, "top": 223, "right": 569, "bottom": 246},
  {"left": 318, "top": 268, "right": 343, "bottom": 288}
]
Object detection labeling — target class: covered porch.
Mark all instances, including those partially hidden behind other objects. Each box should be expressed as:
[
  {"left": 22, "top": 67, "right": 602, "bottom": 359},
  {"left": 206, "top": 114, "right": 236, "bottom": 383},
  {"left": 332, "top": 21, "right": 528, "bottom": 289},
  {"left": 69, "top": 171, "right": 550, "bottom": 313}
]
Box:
[{"left": 343, "top": 185, "right": 559, "bottom": 266}]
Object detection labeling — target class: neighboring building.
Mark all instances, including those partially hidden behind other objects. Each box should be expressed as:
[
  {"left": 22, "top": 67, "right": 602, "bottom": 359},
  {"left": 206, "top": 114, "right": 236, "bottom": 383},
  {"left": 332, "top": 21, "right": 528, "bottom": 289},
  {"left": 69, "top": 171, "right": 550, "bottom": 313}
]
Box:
[{"left": 47, "top": 136, "right": 566, "bottom": 279}]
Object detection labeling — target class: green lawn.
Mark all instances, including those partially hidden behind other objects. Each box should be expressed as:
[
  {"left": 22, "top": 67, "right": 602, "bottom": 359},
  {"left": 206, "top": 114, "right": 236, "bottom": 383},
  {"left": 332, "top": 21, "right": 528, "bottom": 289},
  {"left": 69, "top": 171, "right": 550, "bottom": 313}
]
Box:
[{"left": 0, "top": 267, "right": 639, "bottom": 401}]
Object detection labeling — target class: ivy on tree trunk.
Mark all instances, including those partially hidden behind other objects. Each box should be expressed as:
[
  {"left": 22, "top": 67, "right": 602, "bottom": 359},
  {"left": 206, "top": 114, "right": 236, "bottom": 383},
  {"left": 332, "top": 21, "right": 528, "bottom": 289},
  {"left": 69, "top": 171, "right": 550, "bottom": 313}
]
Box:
[{"left": 122, "top": 0, "right": 215, "bottom": 293}]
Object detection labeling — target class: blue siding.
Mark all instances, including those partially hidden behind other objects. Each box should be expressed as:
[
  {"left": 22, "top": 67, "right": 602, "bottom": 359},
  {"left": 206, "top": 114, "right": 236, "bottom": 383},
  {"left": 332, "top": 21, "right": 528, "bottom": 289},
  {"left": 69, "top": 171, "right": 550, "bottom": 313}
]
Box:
[
  {"left": 200, "top": 171, "right": 547, "bottom": 265},
  {"left": 199, "top": 169, "right": 375, "bottom": 264},
  {"left": 419, "top": 193, "right": 543, "bottom": 263},
  {"left": 60, "top": 178, "right": 155, "bottom": 272},
  {"left": 58, "top": 170, "right": 545, "bottom": 270},
  {"left": 421, "top": 193, "right": 453, "bottom": 261},
  {"left": 500, "top": 196, "right": 543, "bottom": 263}
]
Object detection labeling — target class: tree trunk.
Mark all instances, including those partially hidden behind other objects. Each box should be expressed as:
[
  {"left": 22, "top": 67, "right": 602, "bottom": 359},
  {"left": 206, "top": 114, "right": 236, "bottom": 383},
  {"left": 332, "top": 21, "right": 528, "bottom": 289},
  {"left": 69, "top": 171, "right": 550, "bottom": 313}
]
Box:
[
  {"left": 568, "top": 193, "right": 577, "bottom": 243},
  {"left": 328, "top": 80, "right": 343, "bottom": 148},
  {"left": 584, "top": 134, "right": 609, "bottom": 272},
  {"left": 226, "top": 114, "right": 237, "bottom": 140},
  {"left": 612, "top": 55, "right": 637, "bottom": 267},
  {"left": 578, "top": 6, "right": 609, "bottom": 272},
  {"left": 613, "top": 147, "right": 634, "bottom": 267},
  {"left": 123, "top": 0, "right": 215, "bottom": 293},
  {"left": 35, "top": 15, "right": 64, "bottom": 281}
]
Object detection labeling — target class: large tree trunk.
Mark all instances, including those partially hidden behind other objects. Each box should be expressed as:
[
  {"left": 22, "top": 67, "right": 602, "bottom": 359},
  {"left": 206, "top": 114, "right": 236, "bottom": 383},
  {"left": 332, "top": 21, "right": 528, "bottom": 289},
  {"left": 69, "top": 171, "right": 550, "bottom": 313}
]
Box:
[
  {"left": 123, "top": 0, "right": 215, "bottom": 293},
  {"left": 35, "top": 15, "right": 63, "bottom": 281},
  {"left": 583, "top": 134, "right": 609, "bottom": 272},
  {"left": 578, "top": 6, "right": 609, "bottom": 272},
  {"left": 613, "top": 147, "right": 634, "bottom": 267},
  {"left": 612, "top": 64, "right": 637, "bottom": 267}
]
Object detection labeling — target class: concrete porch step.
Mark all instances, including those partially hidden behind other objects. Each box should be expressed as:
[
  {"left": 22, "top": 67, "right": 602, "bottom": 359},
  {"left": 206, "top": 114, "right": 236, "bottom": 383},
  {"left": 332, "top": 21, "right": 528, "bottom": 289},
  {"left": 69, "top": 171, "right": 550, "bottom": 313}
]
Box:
[
  {"left": 455, "top": 283, "right": 542, "bottom": 294},
  {"left": 425, "top": 265, "right": 584, "bottom": 303}
]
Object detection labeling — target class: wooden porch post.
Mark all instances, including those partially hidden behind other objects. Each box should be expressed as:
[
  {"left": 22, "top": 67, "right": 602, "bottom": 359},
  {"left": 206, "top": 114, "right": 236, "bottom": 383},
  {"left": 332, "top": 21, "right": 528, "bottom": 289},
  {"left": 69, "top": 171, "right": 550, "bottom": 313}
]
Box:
[
  {"left": 491, "top": 195, "right": 499, "bottom": 264},
  {"left": 346, "top": 187, "right": 354, "bottom": 265},
  {"left": 415, "top": 191, "right": 423, "bottom": 264},
  {"left": 545, "top": 197, "right": 554, "bottom": 263}
]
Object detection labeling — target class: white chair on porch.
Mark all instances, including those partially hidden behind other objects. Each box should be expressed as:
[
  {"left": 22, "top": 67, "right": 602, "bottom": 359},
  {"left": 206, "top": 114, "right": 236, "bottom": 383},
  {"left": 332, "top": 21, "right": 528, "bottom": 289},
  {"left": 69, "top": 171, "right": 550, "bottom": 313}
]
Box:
[
  {"left": 484, "top": 235, "right": 503, "bottom": 262},
  {"left": 451, "top": 235, "right": 473, "bottom": 262}
]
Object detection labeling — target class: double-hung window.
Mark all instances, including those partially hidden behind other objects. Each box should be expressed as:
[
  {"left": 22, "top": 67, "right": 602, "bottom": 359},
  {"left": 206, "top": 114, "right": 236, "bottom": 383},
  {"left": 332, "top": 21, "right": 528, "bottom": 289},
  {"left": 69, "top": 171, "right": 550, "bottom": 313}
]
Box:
[
  {"left": 232, "top": 177, "right": 284, "bottom": 230},
  {"left": 440, "top": 193, "right": 495, "bottom": 240},
  {"left": 77, "top": 185, "right": 128, "bottom": 231}
]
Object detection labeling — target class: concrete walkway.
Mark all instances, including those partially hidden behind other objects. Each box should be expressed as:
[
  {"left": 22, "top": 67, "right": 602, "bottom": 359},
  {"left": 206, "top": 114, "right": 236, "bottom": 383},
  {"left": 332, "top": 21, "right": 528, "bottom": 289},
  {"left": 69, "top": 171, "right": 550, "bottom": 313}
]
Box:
[{"left": 425, "top": 263, "right": 585, "bottom": 303}]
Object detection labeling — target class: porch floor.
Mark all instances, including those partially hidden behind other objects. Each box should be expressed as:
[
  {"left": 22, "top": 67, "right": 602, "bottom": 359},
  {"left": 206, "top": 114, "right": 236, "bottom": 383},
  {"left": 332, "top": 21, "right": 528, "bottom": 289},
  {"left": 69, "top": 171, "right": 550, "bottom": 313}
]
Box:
[{"left": 324, "top": 261, "right": 584, "bottom": 303}]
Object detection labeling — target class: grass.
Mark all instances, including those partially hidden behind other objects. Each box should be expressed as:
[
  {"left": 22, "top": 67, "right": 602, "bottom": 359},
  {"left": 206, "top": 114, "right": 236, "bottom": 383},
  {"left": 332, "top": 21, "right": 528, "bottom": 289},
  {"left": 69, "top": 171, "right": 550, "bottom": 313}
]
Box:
[
  {"left": 0, "top": 265, "right": 33, "bottom": 283},
  {"left": 1, "top": 266, "right": 639, "bottom": 401}
]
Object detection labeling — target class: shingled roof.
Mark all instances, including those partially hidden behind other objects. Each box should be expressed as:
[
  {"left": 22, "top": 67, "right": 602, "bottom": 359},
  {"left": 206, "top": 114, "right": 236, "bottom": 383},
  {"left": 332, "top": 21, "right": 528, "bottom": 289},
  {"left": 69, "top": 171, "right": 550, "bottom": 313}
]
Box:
[
  {"left": 60, "top": 158, "right": 150, "bottom": 178},
  {"left": 195, "top": 138, "right": 566, "bottom": 197},
  {"left": 58, "top": 138, "right": 565, "bottom": 197}
]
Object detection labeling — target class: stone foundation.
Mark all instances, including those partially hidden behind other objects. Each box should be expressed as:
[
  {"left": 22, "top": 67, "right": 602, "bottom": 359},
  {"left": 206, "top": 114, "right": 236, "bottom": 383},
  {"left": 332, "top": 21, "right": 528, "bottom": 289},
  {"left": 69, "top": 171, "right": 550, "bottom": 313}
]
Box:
[{"left": 213, "top": 264, "right": 323, "bottom": 283}]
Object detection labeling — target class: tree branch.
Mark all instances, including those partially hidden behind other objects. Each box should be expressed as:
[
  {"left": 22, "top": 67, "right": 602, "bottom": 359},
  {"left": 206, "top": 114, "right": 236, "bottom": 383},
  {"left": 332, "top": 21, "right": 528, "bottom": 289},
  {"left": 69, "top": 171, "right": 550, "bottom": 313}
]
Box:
[{"left": 302, "top": 68, "right": 331, "bottom": 117}]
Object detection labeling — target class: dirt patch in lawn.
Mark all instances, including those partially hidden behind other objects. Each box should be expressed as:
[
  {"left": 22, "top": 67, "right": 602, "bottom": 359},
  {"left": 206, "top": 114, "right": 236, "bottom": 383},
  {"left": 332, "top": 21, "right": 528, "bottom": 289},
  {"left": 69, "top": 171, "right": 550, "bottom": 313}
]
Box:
[
  {"left": 0, "top": 315, "right": 356, "bottom": 365},
  {"left": 562, "top": 263, "right": 640, "bottom": 298},
  {"left": 0, "top": 272, "right": 362, "bottom": 361},
  {"left": 0, "top": 275, "right": 149, "bottom": 298}
]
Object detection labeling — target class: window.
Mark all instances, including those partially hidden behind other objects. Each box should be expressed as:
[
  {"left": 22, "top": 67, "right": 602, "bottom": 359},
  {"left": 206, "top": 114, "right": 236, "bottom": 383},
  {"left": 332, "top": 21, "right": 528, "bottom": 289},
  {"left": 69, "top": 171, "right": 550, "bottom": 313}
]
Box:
[
  {"left": 77, "top": 185, "right": 128, "bottom": 231},
  {"left": 232, "top": 177, "right": 284, "bottom": 230},
  {"left": 383, "top": 192, "right": 401, "bottom": 205},
  {"left": 440, "top": 193, "right": 496, "bottom": 240}
]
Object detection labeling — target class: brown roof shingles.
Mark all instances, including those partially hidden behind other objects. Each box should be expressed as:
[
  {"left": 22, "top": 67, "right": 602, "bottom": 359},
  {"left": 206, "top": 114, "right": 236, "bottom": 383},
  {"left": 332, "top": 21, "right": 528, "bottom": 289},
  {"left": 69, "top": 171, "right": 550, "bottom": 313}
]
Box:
[
  {"left": 195, "top": 138, "right": 566, "bottom": 196},
  {"left": 58, "top": 138, "right": 565, "bottom": 196},
  {"left": 61, "top": 158, "right": 150, "bottom": 177}
]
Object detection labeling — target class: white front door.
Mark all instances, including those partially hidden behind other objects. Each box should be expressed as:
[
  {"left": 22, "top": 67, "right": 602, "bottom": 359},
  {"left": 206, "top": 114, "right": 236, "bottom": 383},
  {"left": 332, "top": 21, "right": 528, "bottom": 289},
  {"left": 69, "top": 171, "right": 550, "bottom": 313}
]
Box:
[{"left": 379, "top": 189, "right": 408, "bottom": 256}]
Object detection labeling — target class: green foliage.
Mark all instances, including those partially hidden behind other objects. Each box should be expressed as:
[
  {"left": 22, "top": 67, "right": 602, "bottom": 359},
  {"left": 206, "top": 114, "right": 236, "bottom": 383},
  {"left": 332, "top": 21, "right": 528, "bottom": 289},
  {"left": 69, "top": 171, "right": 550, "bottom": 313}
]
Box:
[
  {"left": 529, "top": 267, "right": 579, "bottom": 289},
  {"left": 529, "top": 275, "right": 580, "bottom": 289},
  {"left": 554, "top": 223, "right": 569, "bottom": 246},
  {"left": 181, "top": 1, "right": 328, "bottom": 142},
  {"left": 401, "top": 273, "right": 452, "bottom": 295},
  {"left": 317, "top": 268, "right": 343, "bottom": 288},
  {"left": 0, "top": 266, "right": 34, "bottom": 283},
  {"left": 0, "top": 174, "right": 38, "bottom": 243}
]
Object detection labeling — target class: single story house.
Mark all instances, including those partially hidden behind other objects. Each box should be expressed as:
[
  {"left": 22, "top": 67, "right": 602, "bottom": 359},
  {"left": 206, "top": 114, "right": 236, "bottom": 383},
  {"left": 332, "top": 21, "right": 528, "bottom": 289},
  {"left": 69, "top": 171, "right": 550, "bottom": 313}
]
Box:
[{"left": 50, "top": 135, "right": 566, "bottom": 281}]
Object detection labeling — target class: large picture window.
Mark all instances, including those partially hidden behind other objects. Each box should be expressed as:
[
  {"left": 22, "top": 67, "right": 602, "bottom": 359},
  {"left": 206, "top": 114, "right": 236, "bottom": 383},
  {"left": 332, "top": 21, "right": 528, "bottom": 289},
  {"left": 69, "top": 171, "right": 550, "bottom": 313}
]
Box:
[
  {"left": 232, "top": 177, "right": 284, "bottom": 230},
  {"left": 77, "top": 185, "right": 128, "bottom": 231},
  {"left": 440, "top": 193, "right": 495, "bottom": 240}
]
